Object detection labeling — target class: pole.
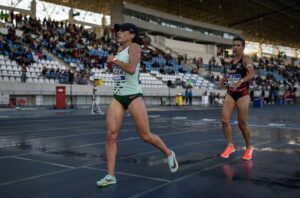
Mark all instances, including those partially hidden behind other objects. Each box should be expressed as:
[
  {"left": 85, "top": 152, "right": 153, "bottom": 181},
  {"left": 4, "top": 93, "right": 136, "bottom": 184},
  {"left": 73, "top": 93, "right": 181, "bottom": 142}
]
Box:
[
  {"left": 70, "top": 83, "right": 74, "bottom": 109},
  {"left": 90, "top": 82, "right": 104, "bottom": 114},
  {"left": 168, "top": 86, "right": 171, "bottom": 106},
  {"left": 91, "top": 86, "right": 96, "bottom": 114}
]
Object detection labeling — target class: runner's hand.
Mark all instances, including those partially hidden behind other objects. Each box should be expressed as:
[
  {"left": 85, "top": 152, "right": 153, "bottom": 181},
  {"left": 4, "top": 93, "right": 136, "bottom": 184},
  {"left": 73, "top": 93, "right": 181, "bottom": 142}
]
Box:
[
  {"left": 232, "top": 81, "right": 242, "bottom": 89},
  {"left": 107, "top": 56, "right": 115, "bottom": 63}
]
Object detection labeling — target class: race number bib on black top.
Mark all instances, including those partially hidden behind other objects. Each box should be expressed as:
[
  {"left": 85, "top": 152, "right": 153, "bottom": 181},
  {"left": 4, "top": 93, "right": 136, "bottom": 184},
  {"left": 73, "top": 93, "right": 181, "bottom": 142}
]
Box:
[{"left": 227, "top": 74, "right": 241, "bottom": 87}]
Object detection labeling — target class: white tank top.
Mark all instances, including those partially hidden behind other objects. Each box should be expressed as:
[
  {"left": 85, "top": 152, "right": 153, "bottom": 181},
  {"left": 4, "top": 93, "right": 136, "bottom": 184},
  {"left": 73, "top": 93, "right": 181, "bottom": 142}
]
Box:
[{"left": 112, "top": 46, "right": 142, "bottom": 95}]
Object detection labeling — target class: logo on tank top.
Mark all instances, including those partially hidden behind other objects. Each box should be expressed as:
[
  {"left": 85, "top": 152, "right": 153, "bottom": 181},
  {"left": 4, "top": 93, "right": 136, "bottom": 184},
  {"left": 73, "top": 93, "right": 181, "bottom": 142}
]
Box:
[
  {"left": 236, "top": 63, "right": 242, "bottom": 69},
  {"left": 228, "top": 69, "right": 237, "bottom": 73}
]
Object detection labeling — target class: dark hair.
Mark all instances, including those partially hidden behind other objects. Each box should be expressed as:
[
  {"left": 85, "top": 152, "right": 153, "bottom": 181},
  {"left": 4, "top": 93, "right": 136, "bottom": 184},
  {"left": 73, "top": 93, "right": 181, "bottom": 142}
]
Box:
[
  {"left": 233, "top": 35, "right": 245, "bottom": 47},
  {"left": 133, "top": 35, "right": 143, "bottom": 45},
  {"left": 114, "top": 23, "right": 143, "bottom": 45}
]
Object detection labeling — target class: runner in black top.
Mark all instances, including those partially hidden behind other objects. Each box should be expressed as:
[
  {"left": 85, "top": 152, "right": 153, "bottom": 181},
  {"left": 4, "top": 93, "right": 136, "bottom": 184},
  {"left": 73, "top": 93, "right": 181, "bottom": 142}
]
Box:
[
  {"left": 219, "top": 36, "right": 255, "bottom": 160},
  {"left": 226, "top": 54, "right": 250, "bottom": 101}
]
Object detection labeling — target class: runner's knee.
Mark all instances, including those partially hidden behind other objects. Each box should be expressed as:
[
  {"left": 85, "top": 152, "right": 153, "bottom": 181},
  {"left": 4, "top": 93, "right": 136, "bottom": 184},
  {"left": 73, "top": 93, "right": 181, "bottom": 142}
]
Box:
[
  {"left": 106, "top": 127, "right": 118, "bottom": 144},
  {"left": 238, "top": 121, "right": 248, "bottom": 131},
  {"left": 140, "top": 132, "right": 153, "bottom": 143},
  {"left": 222, "top": 119, "right": 231, "bottom": 126}
]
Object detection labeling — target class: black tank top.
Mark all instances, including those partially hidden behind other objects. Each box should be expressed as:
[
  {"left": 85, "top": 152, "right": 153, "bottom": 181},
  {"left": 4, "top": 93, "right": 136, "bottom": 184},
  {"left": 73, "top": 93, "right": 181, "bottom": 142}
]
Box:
[{"left": 227, "top": 56, "right": 249, "bottom": 90}]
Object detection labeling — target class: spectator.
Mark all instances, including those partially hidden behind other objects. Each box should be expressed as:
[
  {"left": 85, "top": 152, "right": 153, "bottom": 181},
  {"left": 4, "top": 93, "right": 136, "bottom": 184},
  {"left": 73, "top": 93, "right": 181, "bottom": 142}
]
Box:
[
  {"left": 41, "top": 66, "right": 47, "bottom": 77},
  {"left": 185, "top": 88, "right": 193, "bottom": 105},
  {"left": 159, "top": 65, "right": 165, "bottom": 74},
  {"left": 21, "top": 65, "right": 27, "bottom": 83},
  {"left": 292, "top": 86, "right": 297, "bottom": 104},
  {"left": 250, "top": 89, "right": 254, "bottom": 102},
  {"left": 140, "top": 63, "right": 146, "bottom": 73},
  {"left": 208, "top": 59, "right": 212, "bottom": 73},
  {"left": 209, "top": 92, "right": 216, "bottom": 105},
  {"left": 178, "top": 64, "right": 184, "bottom": 73},
  {"left": 68, "top": 70, "right": 74, "bottom": 84}
]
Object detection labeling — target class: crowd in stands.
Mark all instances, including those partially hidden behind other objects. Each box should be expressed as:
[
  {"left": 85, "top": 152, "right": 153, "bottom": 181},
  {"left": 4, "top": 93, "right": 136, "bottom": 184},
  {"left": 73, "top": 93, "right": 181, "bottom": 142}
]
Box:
[
  {"left": 251, "top": 56, "right": 299, "bottom": 104},
  {"left": 1, "top": 12, "right": 299, "bottom": 105},
  {"left": 1, "top": 13, "right": 194, "bottom": 89},
  {"left": 140, "top": 41, "right": 187, "bottom": 75},
  {"left": 3, "top": 13, "right": 191, "bottom": 79},
  {"left": 0, "top": 13, "right": 93, "bottom": 84},
  {"left": 0, "top": 26, "right": 35, "bottom": 67}
]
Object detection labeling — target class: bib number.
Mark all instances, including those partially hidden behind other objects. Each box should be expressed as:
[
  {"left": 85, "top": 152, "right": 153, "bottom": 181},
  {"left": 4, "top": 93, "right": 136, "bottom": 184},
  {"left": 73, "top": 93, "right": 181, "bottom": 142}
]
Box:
[{"left": 227, "top": 74, "right": 241, "bottom": 87}]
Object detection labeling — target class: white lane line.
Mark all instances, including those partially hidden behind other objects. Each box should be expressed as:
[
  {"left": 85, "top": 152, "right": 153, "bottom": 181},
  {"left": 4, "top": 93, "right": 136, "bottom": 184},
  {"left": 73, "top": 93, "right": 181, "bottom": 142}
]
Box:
[
  {"left": 22, "top": 131, "right": 107, "bottom": 141},
  {"left": 84, "top": 135, "right": 227, "bottom": 168},
  {"left": 0, "top": 123, "right": 105, "bottom": 135},
  {"left": 7, "top": 131, "right": 222, "bottom": 180},
  {"left": 0, "top": 116, "right": 10, "bottom": 119},
  {"left": 196, "top": 117, "right": 299, "bottom": 129},
  {"left": 3, "top": 135, "right": 269, "bottom": 188},
  {"left": 267, "top": 123, "right": 286, "bottom": 127},
  {"left": 0, "top": 124, "right": 185, "bottom": 148},
  {"left": 129, "top": 160, "right": 233, "bottom": 198},
  {"left": 148, "top": 115, "right": 161, "bottom": 118},
  {"left": 0, "top": 115, "right": 102, "bottom": 125},
  {"left": 0, "top": 130, "right": 116, "bottom": 149},
  {"left": 83, "top": 166, "right": 170, "bottom": 183},
  {"left": 248, "top": 124, "right": 299, "bottom": 130},
  {"left": 1, "top": 124, "right": 174, "bottom": 145},
  {"left": 0, "top": 118, "right": 174, "bottom": 135},
  {"left": 172, "top": 117, "right": 187, "bottom": 120},
  {"left": 0, "top": 121, "right": 135, "bottom": 135},
  {"left": 10, "top": 156, "right": 75, "bottom": 169},
  {"left": 195, "top": 118, "right": 299, "bottom": 130},
  {"left": 0, "top": 127, "right": 220, "bottom": 187},
  {"left": 202, "top": 118, "right": 216, "bottom": 122},
  {"left": 0, "top": 169, "right": 75, "bottom": 187},
  {"left": 0, "top": 126, "right": 219, "bottom": 159},
  {"left": 129, "top": 140, "right": 271, "bottom": 198}
]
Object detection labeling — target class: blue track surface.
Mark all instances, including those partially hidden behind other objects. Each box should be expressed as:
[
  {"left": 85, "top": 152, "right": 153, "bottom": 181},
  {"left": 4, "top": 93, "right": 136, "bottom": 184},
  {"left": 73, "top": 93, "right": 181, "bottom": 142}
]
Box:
[{"left": 0, "top": 105, "right": 299, "bottom": 198}]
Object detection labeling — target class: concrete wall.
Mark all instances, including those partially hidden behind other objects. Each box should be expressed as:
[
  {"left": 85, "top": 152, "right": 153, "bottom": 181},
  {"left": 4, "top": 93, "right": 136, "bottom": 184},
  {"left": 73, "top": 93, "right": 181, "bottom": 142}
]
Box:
[
  {"left": 111, "top": 3, "right": 125, "bottom": 26},
  {"left": 123, "top": 16, "right": 233, "bottom": 46},
  {"left": 123, "top": 2, "right": 241, "bottom": 35},
  {"left": 2, "top": 82, "right": 299, "bottom": 107},
  {"left": 110, "top": 2, "right": 240, "bottom": 45},
  {"left": 0, "top": 82, "right": 226, "bottom": 107}
]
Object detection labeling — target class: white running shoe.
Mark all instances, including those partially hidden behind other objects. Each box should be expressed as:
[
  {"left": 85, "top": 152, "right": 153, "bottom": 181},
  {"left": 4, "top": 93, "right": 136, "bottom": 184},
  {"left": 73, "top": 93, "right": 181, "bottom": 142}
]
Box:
[
  {"left": 167, "top": 150, "right": 179, "bottom": 173},
  {"left": 96, "top": 175, "right": 117, "bottom": 187}
]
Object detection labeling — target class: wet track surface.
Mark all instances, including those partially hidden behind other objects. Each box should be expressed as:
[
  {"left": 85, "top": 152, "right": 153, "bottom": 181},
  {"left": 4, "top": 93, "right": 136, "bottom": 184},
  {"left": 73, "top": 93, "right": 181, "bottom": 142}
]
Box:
[{"left": 0, "top": 105, "right": 300, "bottom": 198}]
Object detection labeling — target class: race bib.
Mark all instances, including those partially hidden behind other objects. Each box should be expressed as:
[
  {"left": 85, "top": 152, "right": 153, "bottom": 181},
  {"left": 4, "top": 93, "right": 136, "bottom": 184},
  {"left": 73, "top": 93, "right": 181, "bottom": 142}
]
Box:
[
  {"left": 113, "top": 67, "right": 125, "bottom": 82},
  {"left": 113, "top": 75, "right": 125, "bottom": 81},
  {"left": 227, "top": 74, "right": 241, "bottom": 87}
]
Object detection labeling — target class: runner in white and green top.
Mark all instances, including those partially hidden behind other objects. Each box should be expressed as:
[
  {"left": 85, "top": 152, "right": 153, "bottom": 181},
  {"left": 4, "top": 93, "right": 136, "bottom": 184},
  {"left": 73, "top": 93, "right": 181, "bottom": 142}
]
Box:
[
  {"left": 113, "top": 46, "right": 142, "bottom": 95},
  {"left": 96, "top": 23, "right": 179, "bottom": 188},
  {"left": 112, "top": 45, "right": 143, "bottom": 109}
]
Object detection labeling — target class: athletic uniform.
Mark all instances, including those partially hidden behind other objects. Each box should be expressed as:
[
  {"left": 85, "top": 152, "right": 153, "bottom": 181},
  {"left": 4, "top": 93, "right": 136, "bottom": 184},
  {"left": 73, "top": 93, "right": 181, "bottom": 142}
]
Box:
[
  {"left": 113, "top": 46, "right": 143, "bottom": 109},
  {"left": 96, "top": 23, "right": 179, "bottom": 188},
  {"left": 226, "top": 56, "right": 249, "bottom": 101}
]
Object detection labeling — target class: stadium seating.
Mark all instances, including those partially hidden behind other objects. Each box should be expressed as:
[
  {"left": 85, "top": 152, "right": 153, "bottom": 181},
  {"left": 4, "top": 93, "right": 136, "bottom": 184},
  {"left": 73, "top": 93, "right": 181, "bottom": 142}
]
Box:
[{"left": 0, "top": 17, "right": 299, "bottom": 96}]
